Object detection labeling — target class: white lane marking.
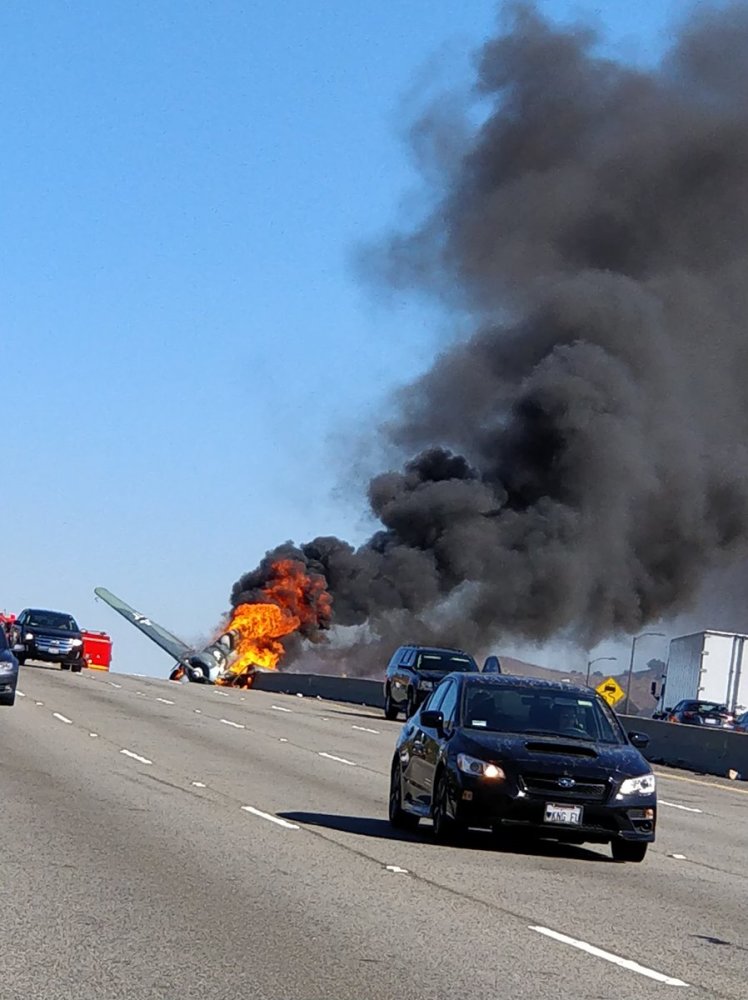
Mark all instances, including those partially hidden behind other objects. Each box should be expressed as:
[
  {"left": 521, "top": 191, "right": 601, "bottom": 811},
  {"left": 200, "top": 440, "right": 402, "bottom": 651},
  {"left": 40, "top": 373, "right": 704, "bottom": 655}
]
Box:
[
  {"left": 193, "top": 709, "right": 202, "bottom": 714},
  {"left": 35, "top": 701, "right": 44, "bottom": 706},
  {"left": 241, "top": 806, "right": 299, "bottom": 830},
  {"left": 136, "top": 691, "right": 146, "bottom": 697},
  {"left": 529, "top": 926, "right": 688, "bottom": 987},
  {"left": 670, "top": 853, "right": 687, "bottom": 860},
  {"left": 220, "top": 718, "right": 245, "bottom": 729},
  {"left": 352, "top": 724, "right": 380, "bottom": 734},
  {"left": 16, "top": 690, "right": 25, "bottom": 698},
  {"left": 109, "top": 682, "right": 122, "bottom": 688},
  {"left": 214, "top": 690, "right": 230, "bottom": 697},
  {"left": 272, "top": 705, "right": 292, "bottom": 713},
  {"left": 279, "top": 738, "right": 288, "bottom": 743},
  {"left": 660, "top": 799, "right": 703, "bottom": 814},
  {"left": 318, "top": 751, "right": 357, "bottom": 767},
  {"left": 156, "top": 697, "right": 175, "bottom": 705},
  {"left": 120, "top": 749, "right": 153, "bottom": 765},
  {"left": 53, "top": 712, "right": 73, "bottom": 725},
  {"left": 191, "top": 781, "right": 206, "bottom": 788},
  {"left": 385, "top": 865, "right": 408, "bottom": 874},
  {"left": 89, "top": 733, "right": 98, "bottom": 738}
]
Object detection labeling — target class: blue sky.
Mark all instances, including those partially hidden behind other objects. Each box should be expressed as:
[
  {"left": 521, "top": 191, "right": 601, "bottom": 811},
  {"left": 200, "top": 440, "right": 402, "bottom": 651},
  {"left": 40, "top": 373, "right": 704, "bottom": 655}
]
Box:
[{"left": 3, "top": 1, "right": 689, "bottom": 676}]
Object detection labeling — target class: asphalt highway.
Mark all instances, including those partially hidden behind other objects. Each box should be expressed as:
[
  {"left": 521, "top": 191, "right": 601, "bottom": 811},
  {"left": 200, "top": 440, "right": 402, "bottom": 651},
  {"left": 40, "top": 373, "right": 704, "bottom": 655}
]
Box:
[{"left": 1, "top": 665, "right": 746, "bottom": 999}]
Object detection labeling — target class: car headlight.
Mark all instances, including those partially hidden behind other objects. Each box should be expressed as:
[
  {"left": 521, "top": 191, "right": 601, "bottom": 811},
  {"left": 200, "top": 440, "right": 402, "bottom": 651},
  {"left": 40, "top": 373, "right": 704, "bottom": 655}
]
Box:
[
  {"left": 617, "top": 773, "right": 656, "bottom": 798},
  {"left": 0, "top": 660, "right": 16, "bottom": 673},
  {"left": 24, "top": 632, "right": 34, "bottom": 641},
  {"left": 457, "top": 753, "right": 505, "bottom": 780},
  {"left": 71, "top": 639, "right": 83, "bottom": 647},
  {"left": 419, "top": 679, "right": 434, "bottom": 691}
]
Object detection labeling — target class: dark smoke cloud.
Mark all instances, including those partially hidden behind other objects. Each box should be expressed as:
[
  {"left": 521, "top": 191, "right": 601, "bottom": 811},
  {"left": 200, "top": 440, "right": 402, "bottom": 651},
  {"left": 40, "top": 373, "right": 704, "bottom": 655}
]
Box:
[{"left": 233, "top": 2, "right": 748, "bottom": 673}]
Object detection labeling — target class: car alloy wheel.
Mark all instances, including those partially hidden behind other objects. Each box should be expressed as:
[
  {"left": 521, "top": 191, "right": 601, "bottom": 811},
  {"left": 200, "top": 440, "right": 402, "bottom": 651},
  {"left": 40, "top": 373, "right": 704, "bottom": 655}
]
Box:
[
  {"left": 384, "top": 686, "right": 399, "bottom": 720},
  {"left": 432, "top": 772, "right": 462, "bottom": 844},
  {"left": 388, "top": 759, "right": 419, "bottom": 831}
]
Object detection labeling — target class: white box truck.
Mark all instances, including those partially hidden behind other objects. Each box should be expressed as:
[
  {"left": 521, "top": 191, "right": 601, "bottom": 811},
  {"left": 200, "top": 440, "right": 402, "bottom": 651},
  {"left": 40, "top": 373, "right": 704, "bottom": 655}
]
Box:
[{"left": 655, "top": 630, "right": 748, "bottom": 715}]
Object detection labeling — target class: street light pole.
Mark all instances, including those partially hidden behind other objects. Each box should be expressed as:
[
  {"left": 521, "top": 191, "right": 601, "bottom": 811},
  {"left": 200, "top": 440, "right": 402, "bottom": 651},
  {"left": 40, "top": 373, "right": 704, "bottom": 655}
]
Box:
[
  {"left": 624, "top": 632, "right": 665, "bottom": 714},
  {"left": 585, "top": 655, "right": 617, "bottom": 686}
]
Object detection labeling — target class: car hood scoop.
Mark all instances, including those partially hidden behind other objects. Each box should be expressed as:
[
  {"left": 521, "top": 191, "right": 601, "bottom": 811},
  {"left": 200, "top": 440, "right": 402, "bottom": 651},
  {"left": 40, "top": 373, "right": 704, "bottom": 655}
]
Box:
[{"left": 523, "top": 740, "right": 598, "bottom": 758}]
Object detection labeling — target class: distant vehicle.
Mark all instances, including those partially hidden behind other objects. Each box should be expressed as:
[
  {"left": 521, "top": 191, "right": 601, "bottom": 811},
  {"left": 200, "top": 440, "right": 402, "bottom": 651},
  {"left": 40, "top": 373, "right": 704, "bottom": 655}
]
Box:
[
  {"left": 665, "top": 699, "right": 735, "bottom": 729},
  {"left": 0, "top": 627, "right": 19, "bottom": 706},
  {"left": 482, "top": 655, "right": 502, "bottom": 673},
  {"left": 383, "top": 645, "right": 479, "bottom": 720},
  {"left": 9, "top": 609, "right": 85, "bottom": 671},
  {"left": 388, "top": 674, "right": 656, "bottom": 862},
  {"left": 653, "top": 631, "right": 747, "bottom": 718}
]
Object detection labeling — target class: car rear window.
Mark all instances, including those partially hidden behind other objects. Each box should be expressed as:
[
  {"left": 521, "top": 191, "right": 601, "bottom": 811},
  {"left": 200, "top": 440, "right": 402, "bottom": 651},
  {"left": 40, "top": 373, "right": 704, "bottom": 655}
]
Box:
[
  {"left": 461, "top": 684, "right": 625, "bottom": 744},
  {"left": 416, "top": 652, "right": 477, "bottom": 672}
]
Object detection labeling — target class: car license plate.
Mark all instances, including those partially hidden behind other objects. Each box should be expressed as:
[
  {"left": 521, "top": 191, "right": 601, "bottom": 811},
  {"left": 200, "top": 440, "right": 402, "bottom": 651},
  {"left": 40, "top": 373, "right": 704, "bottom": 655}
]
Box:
[
  {"left": 49, "top": 646, "right": 60, "bottom": 654},
  {"left": 544, "top": 803, "right": 582, "bottom": 825},
  {"left": 705, "top": 718, "right": 717, "bottom": 725}
]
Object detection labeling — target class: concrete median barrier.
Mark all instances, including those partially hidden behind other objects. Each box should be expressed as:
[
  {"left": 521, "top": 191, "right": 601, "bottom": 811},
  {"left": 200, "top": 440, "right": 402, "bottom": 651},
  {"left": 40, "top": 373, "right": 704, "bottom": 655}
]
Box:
[
  {"left": 620, "top": 714, "right": 748, "bottom": 780},
  {"left": 253, "top": 670, "right": 385, "bottom": 708}
]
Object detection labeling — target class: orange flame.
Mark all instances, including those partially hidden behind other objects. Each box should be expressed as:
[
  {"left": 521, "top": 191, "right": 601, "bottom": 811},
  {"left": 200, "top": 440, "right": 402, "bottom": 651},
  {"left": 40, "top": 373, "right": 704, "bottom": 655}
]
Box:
[{"left": 216, "top": 559, "right": 332, "bottom": 686}]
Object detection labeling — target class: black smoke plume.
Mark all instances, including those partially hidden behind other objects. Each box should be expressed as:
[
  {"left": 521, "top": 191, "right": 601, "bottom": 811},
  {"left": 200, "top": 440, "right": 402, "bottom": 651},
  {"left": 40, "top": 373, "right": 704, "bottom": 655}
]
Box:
[{"left": 232, "top": 2, "right": 748, "bottom": 673}]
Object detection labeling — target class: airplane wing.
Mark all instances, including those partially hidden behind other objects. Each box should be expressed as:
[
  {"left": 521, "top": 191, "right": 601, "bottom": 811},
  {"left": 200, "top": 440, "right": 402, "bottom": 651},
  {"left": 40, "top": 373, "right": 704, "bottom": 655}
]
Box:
[{"left": 94, "top": 586, "right": 193, "bottom": 665}]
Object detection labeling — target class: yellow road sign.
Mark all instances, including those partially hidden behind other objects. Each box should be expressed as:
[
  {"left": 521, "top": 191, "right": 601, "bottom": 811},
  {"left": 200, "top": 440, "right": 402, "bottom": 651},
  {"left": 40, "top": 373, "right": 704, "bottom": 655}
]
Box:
[{"left": 596, "top": 676, "right": 625, "bottom": 707}]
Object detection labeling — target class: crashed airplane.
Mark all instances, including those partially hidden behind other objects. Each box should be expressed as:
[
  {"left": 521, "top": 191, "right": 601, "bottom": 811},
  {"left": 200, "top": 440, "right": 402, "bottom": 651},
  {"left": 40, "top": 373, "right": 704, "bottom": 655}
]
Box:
[{"left": 93, "top": 587, "right": 250, "bottom": 685}]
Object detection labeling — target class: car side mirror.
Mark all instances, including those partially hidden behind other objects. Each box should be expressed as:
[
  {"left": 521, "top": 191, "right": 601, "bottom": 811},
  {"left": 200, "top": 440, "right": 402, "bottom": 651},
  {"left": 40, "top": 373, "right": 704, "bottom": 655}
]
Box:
[
  {"left": 628, "top": 731, "right": 649, "bottom": 749},
  {"left": 664, "top": 707, "right": 672, "bottom": 715},
  {"left": 420, "top": 709, "right": 444, "bottom": 733}
]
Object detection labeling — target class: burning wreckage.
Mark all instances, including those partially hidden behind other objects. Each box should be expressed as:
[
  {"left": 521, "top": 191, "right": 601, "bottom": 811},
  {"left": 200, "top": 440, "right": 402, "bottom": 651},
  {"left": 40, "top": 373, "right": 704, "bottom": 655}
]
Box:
[{"left": 94, "top": 559, "right": 332, "bottom": 687}]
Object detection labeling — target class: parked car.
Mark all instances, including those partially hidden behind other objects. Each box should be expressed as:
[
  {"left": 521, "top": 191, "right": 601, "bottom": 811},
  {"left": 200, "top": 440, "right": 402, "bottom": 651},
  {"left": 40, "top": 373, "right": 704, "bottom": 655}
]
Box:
[
  {"left": 0, "top": 627, "right": 19, "bottom": 705},
  {"left": 665, "top": 700, "right": 735, "bottom": 728},
  {"left": 383, "top": 645, "right": 479, "bottom": 720},
  {"left": 9, "top": 608, "right": 85, "bottom": 671},
  {"left": 388, "top": 673, "right": 656, "bottom": 862}
]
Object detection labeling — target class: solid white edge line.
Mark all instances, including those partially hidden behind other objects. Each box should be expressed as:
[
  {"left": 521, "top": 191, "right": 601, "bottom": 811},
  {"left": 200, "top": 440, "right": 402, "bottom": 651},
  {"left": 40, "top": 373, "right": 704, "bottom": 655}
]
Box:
[
  {"left": 241, "top": 806, "right": 299, "bottom": 829},
  {"left": 318, "top": 751, "right": 357, "bottom": 766},
  {"left": 53, "top": 712, "right": 73, "bottom": 725},
  {"left": 120, "top": 748, "right": 153, "bottom": 765},
  {"left": 660, "top": 799, "right": 703, "bottom": 813},
  {"left": 220, "top": 718, "right": 245, "bottom": 729},
  {"left": 529, "top": 926, "right": 688, "bottom": 986}
]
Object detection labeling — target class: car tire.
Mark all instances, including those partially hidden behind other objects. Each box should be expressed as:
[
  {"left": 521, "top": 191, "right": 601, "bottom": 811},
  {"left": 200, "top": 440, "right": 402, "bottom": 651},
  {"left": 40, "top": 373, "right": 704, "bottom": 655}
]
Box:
[
  {"left": 405, "top": 688, "right": 417, "bottom": 719},
  {"left": 388, "top": 758, "right": 419, "bottom": 831},
  {"left": 432, "top": 771, "right": 463, "bottom": 844},
  {"left": 71, "top": 663, "right": 82, "bottom": 673},
  {"left": 383, "top": 686, "right": 399, "bottom": 721},
  {"left": 60, "top": 663, "right": 71, "bottom": 671},
  {"left": 611, "top": 840, "right": 648, "bottom": 863},
  {"left": 0, "top": 690, "right": 16, "bottom": 707},
  {"left": 16, "top": 656, "right": 25, "bottom": 666}
]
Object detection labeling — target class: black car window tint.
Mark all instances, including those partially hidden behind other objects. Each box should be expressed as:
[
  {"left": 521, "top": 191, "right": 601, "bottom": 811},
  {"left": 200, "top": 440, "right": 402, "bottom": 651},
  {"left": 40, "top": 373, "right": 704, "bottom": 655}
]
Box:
[
  {"left": 426, "top": 681, "right": 451, "bottom": 715},
  {"left": 0, "top": 629, "right": 7, "bottom": 650},
  {"left": 401, "top": 648, "right": 416, "bottom": 667},
  {"left": 440, "top": 682, "right": 460, "bottom": 727}
]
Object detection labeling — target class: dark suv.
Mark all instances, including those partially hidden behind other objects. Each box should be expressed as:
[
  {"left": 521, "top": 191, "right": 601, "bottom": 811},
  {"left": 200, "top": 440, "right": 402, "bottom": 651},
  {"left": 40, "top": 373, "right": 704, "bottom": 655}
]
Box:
[
  {"left": 10, "top": 608, "right": 85, "bottom": 671},
  {"left": 0, "top": 628, "right": 19, "bottom": 706},
  {"left": 388, "top": 673, "right": 656, "bottom": 862},
  {"left": 383, "top": 645, "right": 479, "bottom": 720}
]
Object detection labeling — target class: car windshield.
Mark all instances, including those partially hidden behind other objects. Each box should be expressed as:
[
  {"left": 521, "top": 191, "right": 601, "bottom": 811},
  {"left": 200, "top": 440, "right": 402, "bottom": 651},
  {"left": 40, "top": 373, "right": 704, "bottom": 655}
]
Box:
[
  {"left": 416, "top": 652, "right": 476, "bottom": 672},
  {"left": 27, "top": 611, "right": 78, "bottom": 631},
  {"left": 461, "top": 684, "right": 625, "bottom": 744}
]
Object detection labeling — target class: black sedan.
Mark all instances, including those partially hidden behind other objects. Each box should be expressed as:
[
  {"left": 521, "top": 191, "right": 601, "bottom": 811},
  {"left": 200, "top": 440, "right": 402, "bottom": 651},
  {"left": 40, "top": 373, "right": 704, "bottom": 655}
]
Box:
[
  {"left": 388, "top": 674, "right": 656, "bottom": 862},
  {"left": 0, "top": 627, "right": 19, "bottom": 706},
  {"left": 666, "top": 700, "right": 735, "bottom": 729}
]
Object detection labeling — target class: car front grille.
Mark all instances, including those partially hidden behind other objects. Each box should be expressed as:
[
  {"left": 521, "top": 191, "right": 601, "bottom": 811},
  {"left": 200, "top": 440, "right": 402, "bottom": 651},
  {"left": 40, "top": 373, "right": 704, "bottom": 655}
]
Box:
[
  {"left": 520, "top": 773, "right": 609, "bottom": 803},
  {"left": 35, "top": 636, "right": 74, "bottom": 653}
]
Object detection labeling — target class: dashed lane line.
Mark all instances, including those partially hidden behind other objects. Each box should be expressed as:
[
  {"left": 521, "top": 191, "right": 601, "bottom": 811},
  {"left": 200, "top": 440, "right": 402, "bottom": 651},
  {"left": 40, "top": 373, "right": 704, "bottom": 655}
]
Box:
[
  {"left": 241, "top": 806, "right": 299, "bottom": 830},
  {"left": 318, "top": 751, "right": 357, "bottom": 767},
  {"left": 660, "top": 799, "right": 703, "bottom": 813},
  {"left": 53, "top": 712, "right": 73, "bottom": 725},
  {"left": 352, "top": 725, "right": 380, "bottom": 734},
  {"left": 529, "top": 926, "right": 688, "bottom": 987},
  {"left": 271, "top": 705, "right": 292, "bottom": 713},
  {"left": 220, "top": 718, "right": 245, "bottom": 729},
  {"left": 120, "top": 749, "right": 153, "bottom": 765}
]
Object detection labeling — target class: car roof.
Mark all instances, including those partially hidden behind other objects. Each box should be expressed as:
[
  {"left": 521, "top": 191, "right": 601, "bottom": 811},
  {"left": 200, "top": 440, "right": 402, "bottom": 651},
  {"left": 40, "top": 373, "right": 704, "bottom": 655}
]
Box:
[
  {"left": 457, "top": 673, "right": 594, "bottom": 697},
  {"left": 26, "top": 608, "right": 76, "bottom": 617},
  {"left": 400, "top": 645, "right": 473, "bottom": 656}
]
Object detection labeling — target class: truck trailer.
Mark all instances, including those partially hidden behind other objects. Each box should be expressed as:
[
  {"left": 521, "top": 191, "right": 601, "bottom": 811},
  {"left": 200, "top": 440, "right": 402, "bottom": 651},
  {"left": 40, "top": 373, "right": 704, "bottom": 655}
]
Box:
[{"left": 655, "top": 630, "right": 748, "bottom": 716}]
